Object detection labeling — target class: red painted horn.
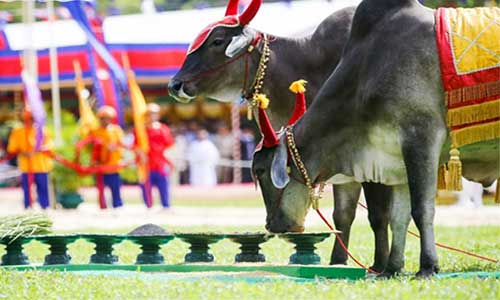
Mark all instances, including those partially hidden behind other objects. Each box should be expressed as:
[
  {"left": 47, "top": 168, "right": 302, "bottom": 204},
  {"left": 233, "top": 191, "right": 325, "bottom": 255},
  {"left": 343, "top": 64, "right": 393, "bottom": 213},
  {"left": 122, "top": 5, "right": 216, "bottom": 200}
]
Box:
[
  {"left": 225, "top": 0, "right": 239, "bottom": 16},
  {"left": 287, "top": 80, "right": 307, "bottom": 125},
  {"left": 238, "top": 0, "right": 262, "bottom": 26},
  {"left": 258, "top": 108, "right": 279, "bottom": 147}
]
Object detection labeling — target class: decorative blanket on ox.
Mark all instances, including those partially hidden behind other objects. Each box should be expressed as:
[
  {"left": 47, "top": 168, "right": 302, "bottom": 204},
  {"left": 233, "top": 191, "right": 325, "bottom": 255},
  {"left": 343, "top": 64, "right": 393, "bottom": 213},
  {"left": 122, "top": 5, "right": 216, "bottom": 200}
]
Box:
[{"left": 435, "top": 7, "right": 500, "bottom": 190}]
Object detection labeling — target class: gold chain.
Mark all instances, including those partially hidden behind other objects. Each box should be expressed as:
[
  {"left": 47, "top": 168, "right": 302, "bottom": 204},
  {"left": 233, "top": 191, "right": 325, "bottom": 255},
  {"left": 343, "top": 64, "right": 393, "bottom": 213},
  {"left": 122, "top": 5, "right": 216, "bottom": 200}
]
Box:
[
  {"left": 246, "top": 36, "right": 271, "bottom": 120},
  {"left": 285, "top": 125, "right": 325, "bottom": 209}
]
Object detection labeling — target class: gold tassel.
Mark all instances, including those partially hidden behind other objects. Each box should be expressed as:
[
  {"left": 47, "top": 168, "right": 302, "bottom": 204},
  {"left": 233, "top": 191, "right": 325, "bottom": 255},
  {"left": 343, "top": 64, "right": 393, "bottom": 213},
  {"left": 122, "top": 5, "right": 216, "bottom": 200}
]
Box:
[
  {"left": 289, "top": 79, "right": 307, "bottom": 94},
  {"left": 495, "top": 179, "right": 500, "bottom": 204},
  {"left": 446, "top": 148, "right": 463, "bottom": 191},
  {"left": 447, "top": 99, "right": 500, "bottom": 127},
  {"left": 437, "top": 164, "right": 447, "bottom": 190},
  {"left": 255, "top": 93, "right": 270, "bottom": 109},
  {"left": 451, "top": 120, "right": 500, "bottom": 148}
]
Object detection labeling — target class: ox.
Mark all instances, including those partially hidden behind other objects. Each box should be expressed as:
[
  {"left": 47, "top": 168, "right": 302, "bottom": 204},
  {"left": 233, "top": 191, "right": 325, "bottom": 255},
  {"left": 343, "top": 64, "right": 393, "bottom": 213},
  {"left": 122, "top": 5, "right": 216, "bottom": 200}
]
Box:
[
  {"left": 167, "top": 1, "right": 396, "bottom": 271},
  {"left": 252, "top": 0, "right": 499, "bottom": 277}
]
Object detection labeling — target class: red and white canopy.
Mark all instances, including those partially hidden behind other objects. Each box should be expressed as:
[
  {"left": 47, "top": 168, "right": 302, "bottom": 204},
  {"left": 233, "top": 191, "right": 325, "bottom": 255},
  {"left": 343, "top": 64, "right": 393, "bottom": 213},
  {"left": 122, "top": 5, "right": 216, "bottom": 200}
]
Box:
[{"left": 0, "top": 0, "right": 358, "bottom": 91}]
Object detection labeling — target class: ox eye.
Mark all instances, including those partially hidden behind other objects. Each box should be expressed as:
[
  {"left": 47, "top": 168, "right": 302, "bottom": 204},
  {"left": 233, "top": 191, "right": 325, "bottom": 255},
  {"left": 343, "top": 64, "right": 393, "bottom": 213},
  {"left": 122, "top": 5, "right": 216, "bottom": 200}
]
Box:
[{"left": 211, "top": 38, "right": 225, "bottom": 47}]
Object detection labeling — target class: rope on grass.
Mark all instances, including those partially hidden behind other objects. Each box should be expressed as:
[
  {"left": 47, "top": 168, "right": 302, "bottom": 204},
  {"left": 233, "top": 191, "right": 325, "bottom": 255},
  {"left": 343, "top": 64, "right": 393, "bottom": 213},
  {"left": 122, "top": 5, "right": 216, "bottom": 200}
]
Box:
[{"left": 314, "top": 208, "right": 381, "bottom": 274}]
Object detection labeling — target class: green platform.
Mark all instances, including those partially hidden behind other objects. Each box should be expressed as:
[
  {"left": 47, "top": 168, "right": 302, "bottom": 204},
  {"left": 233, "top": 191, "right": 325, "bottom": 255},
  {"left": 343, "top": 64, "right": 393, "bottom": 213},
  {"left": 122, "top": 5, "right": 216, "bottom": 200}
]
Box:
[{"left": 2, "top": 264, "right": 366, "bottom": 280}]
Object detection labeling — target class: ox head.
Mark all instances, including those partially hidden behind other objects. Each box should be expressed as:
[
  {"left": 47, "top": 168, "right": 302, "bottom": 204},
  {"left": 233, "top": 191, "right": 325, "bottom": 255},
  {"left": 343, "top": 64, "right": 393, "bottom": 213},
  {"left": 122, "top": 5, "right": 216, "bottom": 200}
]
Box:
[
  {"left": 168, "top": 0, "right": 262, "bottom": 103},
  {"left": 252, "top": 83, "right": 311, "bottom": 233}
]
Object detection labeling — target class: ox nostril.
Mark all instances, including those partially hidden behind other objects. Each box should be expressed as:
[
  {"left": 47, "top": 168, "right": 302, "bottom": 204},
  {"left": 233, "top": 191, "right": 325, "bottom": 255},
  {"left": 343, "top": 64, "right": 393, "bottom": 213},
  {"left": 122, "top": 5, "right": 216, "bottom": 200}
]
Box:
[{"left": 169, "top": 79, "right": 183, "bottom": 93}]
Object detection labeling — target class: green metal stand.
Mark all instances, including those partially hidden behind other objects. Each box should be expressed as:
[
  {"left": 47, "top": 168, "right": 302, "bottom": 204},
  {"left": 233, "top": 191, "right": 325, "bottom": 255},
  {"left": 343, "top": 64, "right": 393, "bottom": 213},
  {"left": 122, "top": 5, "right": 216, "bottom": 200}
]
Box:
[
  {"left": 2, "top": 264, "right": 366, "bottom": 280},
  {"left": 227, "top": 233, "right": 274, "bottom": 263},
  {"left": 279, "top": 232, "right": 332, "bottom": 265},
  {"left": 128, "top": 235, "right": 175, "bottom": 264},
  {"left": 0, "top": 237, "right": 33, "bottom": 266},
  {"left": 37, "top": 235, "right": 80, "bottom": 265},
  {"left": 81, "top": 234, "right": 126, "bottom": 264},
  {"left": 176, "top": 233, "right": 225, "bottom": 263}
]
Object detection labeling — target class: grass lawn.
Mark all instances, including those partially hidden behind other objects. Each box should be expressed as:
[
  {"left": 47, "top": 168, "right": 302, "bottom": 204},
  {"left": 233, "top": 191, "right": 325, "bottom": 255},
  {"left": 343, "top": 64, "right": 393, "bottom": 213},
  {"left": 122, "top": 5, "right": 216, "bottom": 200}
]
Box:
[{"left": 1, "top": 224, "right": 499, "bottom": 300}]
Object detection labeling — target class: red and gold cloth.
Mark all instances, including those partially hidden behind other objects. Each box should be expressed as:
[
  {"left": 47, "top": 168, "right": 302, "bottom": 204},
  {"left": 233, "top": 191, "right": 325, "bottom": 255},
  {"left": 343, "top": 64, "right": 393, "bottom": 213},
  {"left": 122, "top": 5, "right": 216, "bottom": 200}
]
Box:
[
  {"left": 435, "top": 7, "right": 500, "bottom": 146},
  {"left": 435, "top": 7, "right": 500, "bottom": 190}
]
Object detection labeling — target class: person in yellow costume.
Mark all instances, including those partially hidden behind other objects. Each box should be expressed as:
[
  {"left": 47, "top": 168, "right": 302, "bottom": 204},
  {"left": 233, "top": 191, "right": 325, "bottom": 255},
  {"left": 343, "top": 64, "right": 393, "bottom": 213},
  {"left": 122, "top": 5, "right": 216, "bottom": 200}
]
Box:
[
  {"left": 90, "top": 106, "right": 124, "bottom": 208},
  {"left": 7, "top": 110, "right": 53, "bottom": 209}
]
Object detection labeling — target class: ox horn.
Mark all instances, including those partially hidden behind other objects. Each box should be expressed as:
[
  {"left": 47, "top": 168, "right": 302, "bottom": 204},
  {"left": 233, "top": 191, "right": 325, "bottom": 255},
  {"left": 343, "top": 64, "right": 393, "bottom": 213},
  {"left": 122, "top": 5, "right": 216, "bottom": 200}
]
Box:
[
  {"left": 287, "top": 80, "right": 308, "bottom": 125},
  {"left": 255, "top": 94, "right": 279, "bottom": 147},
  {"left": 238, "top": 0, "right": 262, "bottom": 26},
  {"left": 225, "top": 0, "right": 239, "bottom": 16}
]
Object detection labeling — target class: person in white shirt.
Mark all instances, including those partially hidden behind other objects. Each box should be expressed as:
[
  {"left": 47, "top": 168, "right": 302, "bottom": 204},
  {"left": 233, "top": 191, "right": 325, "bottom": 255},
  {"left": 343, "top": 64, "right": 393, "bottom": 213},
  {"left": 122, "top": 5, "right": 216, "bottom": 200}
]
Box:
[{"left": 187, "top": 129, "right": 220, "bottom": 186}]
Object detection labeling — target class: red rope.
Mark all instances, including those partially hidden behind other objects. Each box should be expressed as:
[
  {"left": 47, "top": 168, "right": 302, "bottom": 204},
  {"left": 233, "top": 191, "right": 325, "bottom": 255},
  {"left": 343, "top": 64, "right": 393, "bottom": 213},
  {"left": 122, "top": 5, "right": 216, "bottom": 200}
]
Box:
[
  {"left": 184, "top": 51, "right": 250, "bottom": 83},
  {"left": 46, "top": 151, "right": 134, "bottom": 175},
  {"left": 184, "top": 32, "right": 263, "bottom": 84},
  {"left": 315, "top": 208, "right": 381, "bottom": 274},
  {"left": 356, "top": 202, "right": 499, "bottom": 264}
]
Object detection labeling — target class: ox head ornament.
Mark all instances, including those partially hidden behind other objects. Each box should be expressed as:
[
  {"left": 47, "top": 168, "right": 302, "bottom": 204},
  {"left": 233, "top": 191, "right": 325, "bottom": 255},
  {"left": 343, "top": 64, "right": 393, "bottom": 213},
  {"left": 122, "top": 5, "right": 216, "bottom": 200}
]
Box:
[
  {"left": 168, "top": 0, "right": 263, "bottom": 103},
  {"left": 252, "top": 80, "right": 312, "bottom": 233}
]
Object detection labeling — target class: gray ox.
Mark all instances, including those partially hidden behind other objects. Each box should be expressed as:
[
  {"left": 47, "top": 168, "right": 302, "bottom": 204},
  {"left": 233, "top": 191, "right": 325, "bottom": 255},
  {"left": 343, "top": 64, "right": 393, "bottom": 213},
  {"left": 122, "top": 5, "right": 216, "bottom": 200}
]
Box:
[
  {"left": 168, "top": 2, "right": 395, "bottom": 271},
  {"left": 252, "top": 0, "right": 499, "bottom": 277}
]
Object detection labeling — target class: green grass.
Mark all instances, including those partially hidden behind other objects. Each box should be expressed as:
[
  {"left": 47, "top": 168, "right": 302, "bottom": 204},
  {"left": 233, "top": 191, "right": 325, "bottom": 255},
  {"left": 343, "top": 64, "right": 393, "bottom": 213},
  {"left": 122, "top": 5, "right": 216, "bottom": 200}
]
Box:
[{"left": 0, "top": 225, "right": 499, "bottom": 300}]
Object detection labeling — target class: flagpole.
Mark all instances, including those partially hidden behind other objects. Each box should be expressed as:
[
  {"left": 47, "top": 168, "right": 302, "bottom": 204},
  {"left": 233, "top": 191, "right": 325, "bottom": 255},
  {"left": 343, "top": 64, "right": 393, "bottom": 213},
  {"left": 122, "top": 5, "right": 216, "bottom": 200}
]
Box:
[
  {"left": 22, "top": 1, "right": 36, "bottom": 209},
  {"left": 22, "top": 0, "right": 37, "bottom": 80},
  {"left": 47, "top": 0, "right": 63, "bottom": 147}
]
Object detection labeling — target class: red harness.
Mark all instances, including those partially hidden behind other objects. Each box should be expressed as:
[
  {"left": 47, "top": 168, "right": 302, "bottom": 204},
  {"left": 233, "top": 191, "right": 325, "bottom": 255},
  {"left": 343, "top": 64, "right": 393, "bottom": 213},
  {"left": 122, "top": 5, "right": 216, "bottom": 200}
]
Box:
[{"left": 184, "top": 32, "right": 264, "bottom": 89}]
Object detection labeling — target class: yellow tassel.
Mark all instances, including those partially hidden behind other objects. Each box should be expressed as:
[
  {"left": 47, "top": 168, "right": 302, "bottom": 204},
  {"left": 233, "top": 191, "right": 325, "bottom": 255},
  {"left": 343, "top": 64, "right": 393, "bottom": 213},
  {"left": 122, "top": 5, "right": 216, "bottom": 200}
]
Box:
[
  {"left": 289, "top": 79, "right": 308, "bottom": 94},
  {"left": 450, "top": 120, "right": 500, "bottom": 148},
  {"left": 437, "top": 164, "right": 447, "bottom": 190},
  {"left": 495, "top": 179, "right": 500, "bottom": 204},
  {"left": 446, "top": 148, "right": 463, "bottom": 191},
  {"left": 447, "top": 99, "right": 500, "bottom": 127},
  {"left": 255, "top": 94, "right": 270, "bottom": 109}
]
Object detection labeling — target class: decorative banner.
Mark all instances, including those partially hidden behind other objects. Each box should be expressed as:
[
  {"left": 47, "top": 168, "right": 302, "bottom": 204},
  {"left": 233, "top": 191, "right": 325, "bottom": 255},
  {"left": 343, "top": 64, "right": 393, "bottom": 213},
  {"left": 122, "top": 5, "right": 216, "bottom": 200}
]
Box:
[
  {"left": 62, "top": 0, "right": 126, "bottom": 124},
  {"left": 61, "top": 0, "right": 126, "bottom": 87},
  {"left": 21, "top": 70, "right": 46, "bottom": 151}
]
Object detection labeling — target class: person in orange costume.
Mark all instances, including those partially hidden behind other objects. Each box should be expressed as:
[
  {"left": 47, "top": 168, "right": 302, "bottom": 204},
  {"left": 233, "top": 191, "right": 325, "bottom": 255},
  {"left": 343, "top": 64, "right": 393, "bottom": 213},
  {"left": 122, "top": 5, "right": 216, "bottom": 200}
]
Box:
[
  {"left": 7, "top": 110, "right": 53, "bottom": 209},
  {"left": 137, "top": 103, "right": 175, "bottom": 208},
  {"left": 91, "top": 106, "right": 124, "bottom": 208}
]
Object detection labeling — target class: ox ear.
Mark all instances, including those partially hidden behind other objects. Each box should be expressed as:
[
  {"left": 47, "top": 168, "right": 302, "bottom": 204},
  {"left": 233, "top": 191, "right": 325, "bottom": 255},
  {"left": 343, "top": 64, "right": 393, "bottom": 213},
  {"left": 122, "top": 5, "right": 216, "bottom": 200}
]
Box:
[
  {"left": 225, "top": 27, "right": 256, "bottom": 58},
  {"left": 270, "top": 140, "right": 290, "bottom": 189}
]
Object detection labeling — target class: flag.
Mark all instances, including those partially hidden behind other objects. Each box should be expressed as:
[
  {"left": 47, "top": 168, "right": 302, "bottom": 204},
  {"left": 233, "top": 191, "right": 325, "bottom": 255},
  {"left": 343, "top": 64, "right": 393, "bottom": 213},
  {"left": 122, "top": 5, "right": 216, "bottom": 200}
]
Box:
[
  {"left": 61, "top": 0, "right": 126, "bottom": 87},
  {"left": 74, "top": 60, "right": 98, "bottom": 138},
  {"left": 129, "top": 73, "right": 149, "bottom": 155},
  {"left": 124, "top": 54, "right": 152, "bottom": 207},
  {"left": 128, "top": 65, "right": 149, "bottom": 182},
  {"left": 63, "top": 0, "right": 126, "bottom": 125},
  {"left": 21, "top": 70, "right": 46, "bottom": 151}
]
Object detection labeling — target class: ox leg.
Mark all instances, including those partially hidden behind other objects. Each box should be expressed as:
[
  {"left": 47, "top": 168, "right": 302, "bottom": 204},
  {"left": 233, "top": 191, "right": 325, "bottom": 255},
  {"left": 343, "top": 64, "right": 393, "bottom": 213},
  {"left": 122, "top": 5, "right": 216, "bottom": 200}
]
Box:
[
  {"left": 401, "top": 124, "right": 445, "bottom": 277},
  {"left": 362, "top": 183, "right": 392, "bottom": 273},
  {"left": 382, "top": 184, "right": 411, "bottom": 277},
  {"left": 330, "top": 182, "right": 362, "bottom": 265}
]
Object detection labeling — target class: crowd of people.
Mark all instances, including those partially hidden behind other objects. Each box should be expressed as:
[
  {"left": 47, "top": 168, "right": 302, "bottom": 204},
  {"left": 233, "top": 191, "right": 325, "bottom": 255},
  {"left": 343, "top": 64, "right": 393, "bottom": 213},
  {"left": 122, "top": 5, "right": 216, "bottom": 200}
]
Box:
[{"left": 0, "top": 104, "right": 258, "bottom": 210}]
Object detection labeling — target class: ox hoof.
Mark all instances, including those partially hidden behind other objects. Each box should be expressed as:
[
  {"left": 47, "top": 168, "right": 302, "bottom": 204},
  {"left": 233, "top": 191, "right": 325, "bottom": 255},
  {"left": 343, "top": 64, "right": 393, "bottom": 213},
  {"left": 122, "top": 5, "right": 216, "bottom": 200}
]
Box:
[
  {"left": 416, "top": 266, "right": 439, "bottom": 279},
  {"left": 329, "top": 258, "right": 348, "bottom": 266},
  {"left": 369, "top": 264, "right": 386, "bottom": 273},
  {"left": 375, "top": 270, "right": 398, "bottom": 279}
]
